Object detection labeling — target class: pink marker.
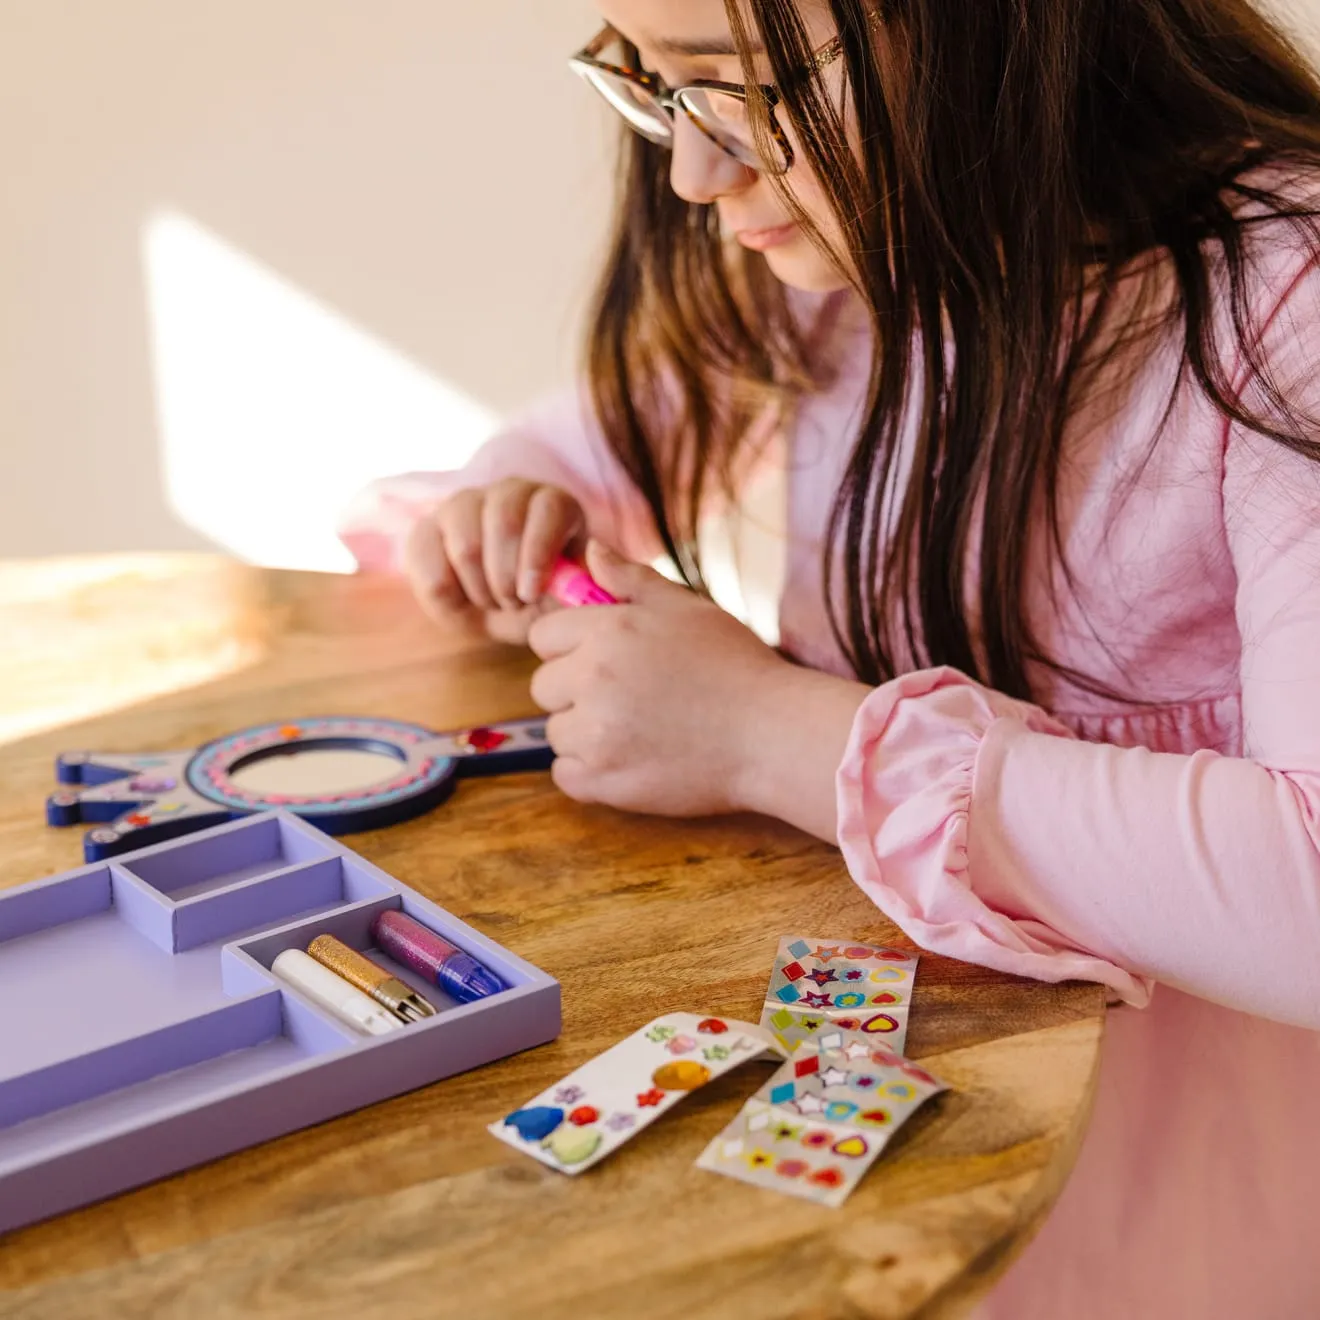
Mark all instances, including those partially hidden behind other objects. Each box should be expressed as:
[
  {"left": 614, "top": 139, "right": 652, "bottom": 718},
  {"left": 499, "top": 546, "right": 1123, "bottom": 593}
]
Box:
[{"left": 545, "top": 557, "right": 618, "bottom": 607}]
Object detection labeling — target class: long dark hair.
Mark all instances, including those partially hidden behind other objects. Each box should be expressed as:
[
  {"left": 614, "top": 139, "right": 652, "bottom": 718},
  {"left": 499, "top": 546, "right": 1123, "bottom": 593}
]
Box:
[{"left": 586, "top": 0, "right": 1320, "bottom": 699}]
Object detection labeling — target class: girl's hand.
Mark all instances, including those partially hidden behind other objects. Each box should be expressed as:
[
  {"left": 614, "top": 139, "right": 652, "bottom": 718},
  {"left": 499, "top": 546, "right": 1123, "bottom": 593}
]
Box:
[
  {"left": 401, "top": 479, "right": 586, "bottom": 645},
  {"left": 527, "top": 541, "right": 803, "bottom": 817}
]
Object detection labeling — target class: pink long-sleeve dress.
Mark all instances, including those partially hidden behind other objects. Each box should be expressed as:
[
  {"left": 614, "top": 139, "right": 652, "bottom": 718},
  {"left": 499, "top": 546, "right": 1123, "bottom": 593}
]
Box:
[{"left": 339, "top": 171, "right": 1320, "bottom": 1316}]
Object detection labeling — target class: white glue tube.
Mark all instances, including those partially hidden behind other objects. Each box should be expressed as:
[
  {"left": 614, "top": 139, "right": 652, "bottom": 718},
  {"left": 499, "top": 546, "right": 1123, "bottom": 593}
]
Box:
[{"left": 272, "top": 948, "right": 405, "bottom": 1037}]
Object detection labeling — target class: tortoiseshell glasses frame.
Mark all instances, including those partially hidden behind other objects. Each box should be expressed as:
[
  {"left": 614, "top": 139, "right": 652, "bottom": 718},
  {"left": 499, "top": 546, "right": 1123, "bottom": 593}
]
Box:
[{"left": 568, "top": 24, "right": 857, "bottom": 176}]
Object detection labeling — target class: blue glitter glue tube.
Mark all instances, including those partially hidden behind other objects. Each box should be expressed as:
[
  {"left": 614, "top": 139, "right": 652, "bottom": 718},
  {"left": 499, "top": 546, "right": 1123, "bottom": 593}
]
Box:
[{"left": 373, "top": 910, "right": 504, "bottom": 1004}]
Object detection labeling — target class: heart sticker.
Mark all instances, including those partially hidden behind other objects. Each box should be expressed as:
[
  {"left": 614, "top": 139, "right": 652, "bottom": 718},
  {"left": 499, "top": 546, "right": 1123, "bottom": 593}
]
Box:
[
  {"left": 503, "top": 1106, "right": 564, "bottom": 1142},
  {"left": 833, "top": 1135, "right": 870, "bottom": 1158}
]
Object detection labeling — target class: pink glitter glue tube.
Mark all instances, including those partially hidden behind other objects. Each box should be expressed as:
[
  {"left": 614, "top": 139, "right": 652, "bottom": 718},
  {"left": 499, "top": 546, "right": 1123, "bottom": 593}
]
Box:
[
  {"left": 373, "top": 910, "right": 504, "bottom": 1003},
  {"left": 545, "top": 557, "right": 618, "bottom": 607}
]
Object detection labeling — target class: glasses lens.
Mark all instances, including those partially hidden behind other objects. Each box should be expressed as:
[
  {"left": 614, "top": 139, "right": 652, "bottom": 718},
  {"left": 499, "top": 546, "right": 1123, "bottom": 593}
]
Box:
[
  {"left": 678, "top": 88, "right": 789, "bottom": 172},
  {"left": 574, "top": 65, "right": 672, "bottom": 145}
]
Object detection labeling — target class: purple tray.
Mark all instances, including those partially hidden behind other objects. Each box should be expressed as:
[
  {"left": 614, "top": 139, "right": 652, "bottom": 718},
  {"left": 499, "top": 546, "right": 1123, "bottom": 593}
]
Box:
[{"left": 0, "top": 812, "right": 560, "bottom": 1234}]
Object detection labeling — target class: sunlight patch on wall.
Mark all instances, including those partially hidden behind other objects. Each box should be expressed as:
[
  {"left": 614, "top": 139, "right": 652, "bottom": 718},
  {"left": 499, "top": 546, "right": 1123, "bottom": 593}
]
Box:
[{"left": 143, "top": 211, "right": 497, "bottom": 572}]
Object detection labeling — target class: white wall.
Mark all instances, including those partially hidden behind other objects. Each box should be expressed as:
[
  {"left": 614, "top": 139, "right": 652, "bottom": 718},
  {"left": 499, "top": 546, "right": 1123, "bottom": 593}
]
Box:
[
  {"left": 1, "top": 1, "right": 1318, "bottom": 569},
  {"left": 0, "top": 0, "right": 612, "bottom": 567}
]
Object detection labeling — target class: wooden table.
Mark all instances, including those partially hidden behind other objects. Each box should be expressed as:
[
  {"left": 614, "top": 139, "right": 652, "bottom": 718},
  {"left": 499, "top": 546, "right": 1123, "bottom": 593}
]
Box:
[{"left": 0, "top": 555, "right": 1105, "bottom": 1320}]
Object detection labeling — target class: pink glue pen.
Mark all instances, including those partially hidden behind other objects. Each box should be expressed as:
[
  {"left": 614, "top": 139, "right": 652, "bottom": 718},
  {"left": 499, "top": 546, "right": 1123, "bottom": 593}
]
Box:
[
  {"left": 373, "top": 910, "right": 504, "bottom": 1003},
  {"left": 545, "top": 557, "right": 618, "bottom": 607}
]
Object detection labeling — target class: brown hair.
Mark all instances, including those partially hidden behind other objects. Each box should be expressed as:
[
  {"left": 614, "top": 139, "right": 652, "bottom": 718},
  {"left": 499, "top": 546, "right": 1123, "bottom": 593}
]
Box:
[{"left": 585, "top": 0, "right": 1320, "bottom": 698}]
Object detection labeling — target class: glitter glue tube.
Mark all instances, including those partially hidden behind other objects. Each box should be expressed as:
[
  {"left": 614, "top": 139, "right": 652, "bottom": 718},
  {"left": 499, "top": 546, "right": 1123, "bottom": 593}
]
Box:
[
  {"left": 545, "top": 557, "right": 618, "bottom": 608},
  {"left": 306, "top": 934, "right": 438, "bottom": 1024},
  {"left": 373, "top": 910, "right": 505, "bottom": 1004},
  {"left": 272, "top": 949, "right": 405, "bottom": 1037}
]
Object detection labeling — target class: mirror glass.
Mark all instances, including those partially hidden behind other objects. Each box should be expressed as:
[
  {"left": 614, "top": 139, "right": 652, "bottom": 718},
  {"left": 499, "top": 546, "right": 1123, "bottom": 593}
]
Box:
[{"left": 229, "top": 747, "right": 403, "bottom": 797}]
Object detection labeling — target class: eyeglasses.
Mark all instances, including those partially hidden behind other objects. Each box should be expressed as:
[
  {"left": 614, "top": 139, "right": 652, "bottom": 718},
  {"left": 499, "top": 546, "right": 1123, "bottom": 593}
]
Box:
[{"left": 568, "top": 26, "right": 854, "bottom": 176}]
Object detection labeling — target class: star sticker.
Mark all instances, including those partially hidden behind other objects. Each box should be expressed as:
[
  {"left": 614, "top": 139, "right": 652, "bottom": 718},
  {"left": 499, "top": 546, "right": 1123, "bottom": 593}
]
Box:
[
  {"left": 771, "top": 1121, "right": 802, "bottom": 1141},
  {"left": 791, "top": 1093, "right": 827, "bottom": 1116},
  {"left": 553, "top": 1085, "right": 585, "bottom": 1105},
  {"left": 703, "top": 1045, "right": 731, "bottom": 1062},
  {"left": 813, "top": 946, "right": 842, "bottom": 963},
  {"left": 645, "top": 1026, "right": 676, "bottom": 1043},
  {"left": 819, "top": 1067, "right": 849, "bottom": 1088},
  {"left": 636, "top": 1088, "right": 665, "bottom": 1108},
  {"left": 802, "top": 992, "right": 832, "bottom": 1009},
  {"left": 844, "top": 1041, "right": 871, "bottom": 1060},
  {"left": 799, "top": 1016, "right": 824, "bottom": 1031},
  {"left": 606, "top": 1113, "right": 637, "bottom": 1132},
  {"left": 805, "top": 968, "right": 837, "bottom": 987}
]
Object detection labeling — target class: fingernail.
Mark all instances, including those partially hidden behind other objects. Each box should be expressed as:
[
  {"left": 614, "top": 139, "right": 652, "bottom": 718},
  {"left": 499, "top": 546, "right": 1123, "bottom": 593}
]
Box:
[{"left": 517, "top": 572, "right": 541, "bottom": 604}]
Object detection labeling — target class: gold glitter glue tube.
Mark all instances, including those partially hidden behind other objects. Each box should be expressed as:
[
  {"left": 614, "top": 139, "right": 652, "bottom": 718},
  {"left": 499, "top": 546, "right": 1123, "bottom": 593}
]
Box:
[
  {"left": 306, "top": 934, "right": 438, "bottom": 1024},
  {"left": 272, "top": 949, "right": 405, "bottom": 1037}
]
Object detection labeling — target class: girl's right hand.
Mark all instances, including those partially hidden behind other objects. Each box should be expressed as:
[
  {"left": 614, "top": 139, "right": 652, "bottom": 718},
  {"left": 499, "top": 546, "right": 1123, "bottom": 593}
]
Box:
[{"left": 401, "top": 478, "right": 587, "bottom": 645}]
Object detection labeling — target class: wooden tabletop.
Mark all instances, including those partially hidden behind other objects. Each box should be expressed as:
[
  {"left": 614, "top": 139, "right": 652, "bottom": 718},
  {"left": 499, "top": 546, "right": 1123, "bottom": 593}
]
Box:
[{"left": 0, "top": 555, "right": 1105, "bottom": 1320}]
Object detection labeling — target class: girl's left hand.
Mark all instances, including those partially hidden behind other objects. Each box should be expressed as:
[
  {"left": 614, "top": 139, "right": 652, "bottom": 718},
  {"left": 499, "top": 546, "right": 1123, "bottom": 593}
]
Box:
[{"left": 526, "top": 541, "right": 792, "bottom": 817}]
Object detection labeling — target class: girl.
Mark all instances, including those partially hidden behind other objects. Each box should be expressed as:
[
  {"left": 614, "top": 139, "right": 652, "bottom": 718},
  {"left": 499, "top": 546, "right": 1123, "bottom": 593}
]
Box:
[{"left": 341, "top": 0, "right": 1320, "bottom": 1312}]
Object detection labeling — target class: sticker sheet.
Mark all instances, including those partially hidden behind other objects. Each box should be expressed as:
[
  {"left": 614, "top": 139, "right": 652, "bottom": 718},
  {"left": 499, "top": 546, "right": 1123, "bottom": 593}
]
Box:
[
  {"left": 696, "top": 1029, "right": 947, "bottom": 1207},
  {"left": 490, "top": 1013, "right": 777, "bottom": 1175},
  {"left": 761, "top": 936, "right": 919, "bottom": 1056}
]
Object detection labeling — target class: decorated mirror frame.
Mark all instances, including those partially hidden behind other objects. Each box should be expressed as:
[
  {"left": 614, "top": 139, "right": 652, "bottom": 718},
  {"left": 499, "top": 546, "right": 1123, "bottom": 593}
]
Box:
[{"left": 47, "top": 716, "right": 552, "bottom": 860}]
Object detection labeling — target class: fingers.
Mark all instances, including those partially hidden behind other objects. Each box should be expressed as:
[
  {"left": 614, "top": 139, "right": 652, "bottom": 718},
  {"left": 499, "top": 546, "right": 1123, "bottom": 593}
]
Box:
[
  {"left": 437, "top": 488, "right": 496, "bottom": 611},
  {"left": 526, "top": 602, "right": 612, "bottom": 662},
  {"left": 481, "top": 480, "right": 535, "bottom": 610},
  {"left": 517, "top": 488, "right": 586, "bottom": 604},
  {"left": 529, "top": 653, "right": 577, "bottom": 713},
  {"left": 402, "top": 517, "right": 469, "bottom": 623},
  {"left": 424, "top": 480, "right": 586, "bottom": 618}
]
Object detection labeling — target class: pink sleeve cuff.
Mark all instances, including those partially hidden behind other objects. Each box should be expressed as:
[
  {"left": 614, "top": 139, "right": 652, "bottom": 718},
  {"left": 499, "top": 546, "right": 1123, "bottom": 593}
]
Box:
[
  {"left": 836, "top": 666, "right": 1152, "bottom": 1004},
  {"left": 336, "top": 473, "right": 462, "bottom": 574}
]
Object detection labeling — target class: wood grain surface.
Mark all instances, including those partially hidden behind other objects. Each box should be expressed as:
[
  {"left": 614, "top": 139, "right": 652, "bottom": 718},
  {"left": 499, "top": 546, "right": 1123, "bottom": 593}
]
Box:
[{"left": 0, "top": 555, "right": 1105, "bottom": 1320}]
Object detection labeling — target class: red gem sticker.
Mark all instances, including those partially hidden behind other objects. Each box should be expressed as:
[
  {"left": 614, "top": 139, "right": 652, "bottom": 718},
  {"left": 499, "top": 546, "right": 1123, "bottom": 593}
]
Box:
[
  {"left": 697, "top": 1018, "right": 728, "bottom": 1034},
  {"left": 809, "top": 1167, "right": 845, "bottom": 1189},
  {"left": 460, "top": 727, "right": 510, "bottom": 754},
  {"left": 568, "top": 1106, "right": 599, "bottom": 1126},
  {"left": 844, "top": 946, "right": 874, "bottom": 959},
  {"left": 859, "top": 1108, "right": 892, "bottom": 1126},
  {"left": 636, "top": 1088, "right": 665, "bottom": 1108},
  {"left": 793, "top": 1055, "right": 820, "bottom": 1078},
  {"left": 780, "top": 960, "right": 808, "bottom": 983},
  {"left": 876, "top": 949, "right": 913, "bottom": 961},
  {"left": 776, "top": 1160, "right": 809, "bottom": 1179},
  {"left": 870, "top": 992, "right": 901, "bottom": 1005},
  {"left": 124, "top": 813, "right": 151, "bottom": 827}
]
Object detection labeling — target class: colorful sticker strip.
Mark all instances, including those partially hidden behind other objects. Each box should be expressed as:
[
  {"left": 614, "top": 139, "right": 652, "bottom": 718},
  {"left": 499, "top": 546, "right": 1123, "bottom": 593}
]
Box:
[
  {"left": 489, "top": 1013, "right": 776, "bottom": 1175},
  {"left": 761, "top": 936, "right": 918, "bottom": 1056},
  {"left": 696, "top": 1028, "right": 947, "bottom": 1207}
]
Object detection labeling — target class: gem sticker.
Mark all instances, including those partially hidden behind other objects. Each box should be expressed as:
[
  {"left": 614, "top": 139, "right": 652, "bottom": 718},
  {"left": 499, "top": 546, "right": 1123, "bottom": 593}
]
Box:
[
  {"left": 696, "top": 1028, "right": 946, "bottom": 1207},
  {"left": 761, "top": 936, "right": 918, "bottom": 1056},
  {"left": 545, "top": 1126, "right": 601, "bottom": 1165},
  {"left": 652, "top": 1061, "right": 711, "bottom": 1091},
  {"left": 490, "top": 1012, "right": 776, "bottom": 1176}
]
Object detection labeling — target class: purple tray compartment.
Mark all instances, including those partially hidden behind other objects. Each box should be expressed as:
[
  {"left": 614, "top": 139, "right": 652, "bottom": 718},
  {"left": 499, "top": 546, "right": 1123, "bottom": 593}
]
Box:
[
  {"left": 119, "top": 814, "right": 334, "bottom": 900},
  {"left": 170, "top": 856, "right": 392, "bottom": 953},
  {"left": 0, "top": 812, "right": 560, "bottom": 1235}
]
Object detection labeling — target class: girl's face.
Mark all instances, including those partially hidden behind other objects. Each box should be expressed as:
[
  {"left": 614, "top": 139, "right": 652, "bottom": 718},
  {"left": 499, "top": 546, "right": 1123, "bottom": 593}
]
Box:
[{"left": 594, "top": 0, "right": 852, "bottom": 293}]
